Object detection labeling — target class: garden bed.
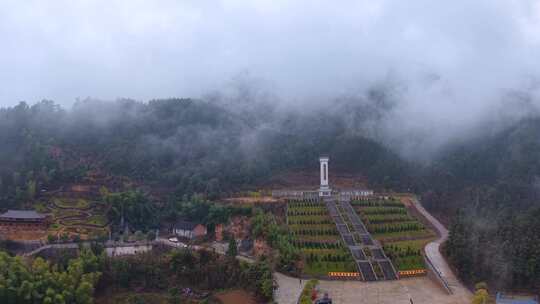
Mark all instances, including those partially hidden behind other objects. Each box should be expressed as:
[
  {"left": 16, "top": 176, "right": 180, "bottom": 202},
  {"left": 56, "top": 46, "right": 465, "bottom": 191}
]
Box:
[
  {"left": 53, "top": 197, "right": 91, "bottom": 209},
  {"left": 46, "top": 190, "right": 110, "bottom": 241},
  {"left": 353, "top": 198, "right": 434, "bottom": 241},
  {"left": 287, "top": 201, "right": 356, "bottom": 276},
  {"left": 352, "top": 197, "right": 435, "bottom": 272}
]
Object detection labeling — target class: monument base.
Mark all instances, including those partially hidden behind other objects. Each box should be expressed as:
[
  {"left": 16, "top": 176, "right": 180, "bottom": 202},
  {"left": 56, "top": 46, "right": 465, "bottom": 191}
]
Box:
[{"left": 319, "top": 187, "right": 332, "bottom": 197}]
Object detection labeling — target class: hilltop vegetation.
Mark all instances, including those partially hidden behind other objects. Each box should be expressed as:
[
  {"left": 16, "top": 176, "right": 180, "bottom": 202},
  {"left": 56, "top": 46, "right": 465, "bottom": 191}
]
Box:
[
  {"left": 424, "top": 118, "right": 540, "bottom": 290},
  {"left": 1, "top": 98, "right": 540, "bottom": 291},
  {"left": 0, "top": 98, "right": 411, "bottom": 211}
]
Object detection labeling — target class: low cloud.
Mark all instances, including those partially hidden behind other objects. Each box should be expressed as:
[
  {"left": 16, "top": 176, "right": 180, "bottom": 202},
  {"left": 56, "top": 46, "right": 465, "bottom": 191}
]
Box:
[{"left": 1, "top": 0, "right": 540, "bottom": 159}]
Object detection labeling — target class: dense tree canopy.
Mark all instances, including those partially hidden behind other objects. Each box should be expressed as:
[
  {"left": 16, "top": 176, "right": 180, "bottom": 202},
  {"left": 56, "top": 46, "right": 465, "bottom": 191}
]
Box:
[
  {"left": 163, "top": 196, "right": 252, "bottom": 226},
  {"left": 0, "top": 98, "right": 413, "bottom": 209},
  {"left": 100, "top": 248, "right": 274, "bottom": 301},
  {"left": 0, "top": 249, "right": 101, "bottom": 304},
  {"left": 427, "top": 118, "right": 540, "bottom": 290},
  {"left": 105, "top": 190, "right": 157, "bottom": 232},
  {"left": 2, "top": 98, "right": 540, "bottom": 291}
]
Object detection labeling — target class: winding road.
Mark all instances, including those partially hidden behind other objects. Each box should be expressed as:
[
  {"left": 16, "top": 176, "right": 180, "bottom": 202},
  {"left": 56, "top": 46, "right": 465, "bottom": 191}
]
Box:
[{"left": 409, "top": 197, "right": 472, "bottom": 302}]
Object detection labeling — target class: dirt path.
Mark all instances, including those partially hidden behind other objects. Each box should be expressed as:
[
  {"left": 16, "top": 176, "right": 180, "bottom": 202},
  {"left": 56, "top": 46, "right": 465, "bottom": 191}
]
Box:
[
  {"left": 215, "top": 290, "right": 257, "bottom": 304},
  {"left": 409, "top": 197, "right": 472, "bottom": 302}
]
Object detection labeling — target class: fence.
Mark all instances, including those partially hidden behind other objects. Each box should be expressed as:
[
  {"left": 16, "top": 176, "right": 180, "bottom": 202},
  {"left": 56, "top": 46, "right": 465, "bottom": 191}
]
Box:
[{"left": 423, "top": 253, "right": 452, "bottom": 294}]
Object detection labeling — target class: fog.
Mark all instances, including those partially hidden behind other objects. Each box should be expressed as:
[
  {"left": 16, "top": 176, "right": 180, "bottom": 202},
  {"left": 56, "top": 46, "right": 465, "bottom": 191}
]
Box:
[{"left": 1, "top": 0, "right": 540, "bottom": 159}]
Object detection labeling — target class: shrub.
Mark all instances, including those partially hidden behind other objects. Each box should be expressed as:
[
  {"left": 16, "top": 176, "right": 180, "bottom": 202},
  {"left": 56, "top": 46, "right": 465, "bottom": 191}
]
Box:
[
  {"left": 47, "top": 234, "right": 56, "bottom": 244},
  {"left": 474, "top": 282, "right": 488, "bottom": 291},
  {"left": 299, "top": 279, "right": 319, "bottom": 304},
  {"left": 60, "top": 233, "right": 70, "bottom": 243},
  {"left": 134, "top": 230, "right": 145, "bottom": 242},
  {"left": 72, "top": 234, "right": 81, "bottom": 243},
  {"left": 472, "top": 288, "right": 489, "bottom": 304}
]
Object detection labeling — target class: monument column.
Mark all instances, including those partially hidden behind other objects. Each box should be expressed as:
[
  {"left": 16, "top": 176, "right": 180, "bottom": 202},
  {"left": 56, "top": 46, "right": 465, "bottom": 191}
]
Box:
[{"left": 319, "top": 156, "right": 331, "bottom": 197}]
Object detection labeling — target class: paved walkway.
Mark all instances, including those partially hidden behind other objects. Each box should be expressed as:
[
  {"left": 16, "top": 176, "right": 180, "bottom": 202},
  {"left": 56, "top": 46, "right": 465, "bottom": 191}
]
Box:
[
  {"left": 274, "top": 272, "right": 469, "bottom": 304},
  {"left": 410, "top": 198, "right": 472, "bottom": 302},
  {"left": 22, "top": 241, "right": 156, "bottom": 257},
  {"left": 22, "top": 243, "right": 77, "bottom": 257},
  {"left": 274, "top": 272, "right": 306, "bottom": 304},
  {"left": 316, "top": 276, "right": 468, "bottom": 304}
]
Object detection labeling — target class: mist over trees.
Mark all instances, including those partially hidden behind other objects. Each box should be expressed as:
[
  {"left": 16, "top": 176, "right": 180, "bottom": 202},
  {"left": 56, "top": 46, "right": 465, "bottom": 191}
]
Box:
[
  {"left": 431, "top": 118, "right": 540, "bottom": 289},
  {"left": 0, "top": 97, "right": 413, "bottom": 206},
  {"left": 1, "top": 96, "right": 540, "bottom": 290},
  {"left": 2, "top": 0, "right": 540, "bottom": 298}
]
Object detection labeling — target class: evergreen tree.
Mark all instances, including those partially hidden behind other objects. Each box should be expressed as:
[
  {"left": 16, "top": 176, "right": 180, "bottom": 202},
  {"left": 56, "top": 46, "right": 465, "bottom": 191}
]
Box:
[{"left": 227, "top": 238, "right": 238, "bottom": 257}]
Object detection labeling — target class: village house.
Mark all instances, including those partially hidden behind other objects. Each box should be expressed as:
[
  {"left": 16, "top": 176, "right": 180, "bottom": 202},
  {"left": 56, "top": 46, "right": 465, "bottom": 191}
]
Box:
[
  {"left": 172, "top": 220, "right": 207, "bottom": 239},
  {"left": 227, "top": 216, "right": 251, "bottom": 240},
  {"left": 339, "top": 189, "right": 374, "bottom": 197},
  {"left": 215, "top": 223, "right": 224, "bottom": 241},
  {"left": 253, "top": 238, "right": 271, "bottom": 257},
  {"left": 0, "top": 210, "right": 48, "bottom": 231},
  {"left": 238, "top": 238, "right": 253, "bottom": 254}
]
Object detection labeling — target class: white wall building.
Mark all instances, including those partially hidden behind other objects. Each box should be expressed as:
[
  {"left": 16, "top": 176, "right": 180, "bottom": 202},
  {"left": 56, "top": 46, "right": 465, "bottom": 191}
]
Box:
[
  {"left": 339, "top": 189, "right": 374, "bottom": 197},
  {"left": 271, "top": 156, "right": 375, "bottom": 200}
]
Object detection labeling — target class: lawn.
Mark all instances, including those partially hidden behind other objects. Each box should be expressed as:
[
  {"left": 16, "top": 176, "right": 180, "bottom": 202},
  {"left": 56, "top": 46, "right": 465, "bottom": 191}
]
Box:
[
  {"left": 384, "top": 239, "right": 433, "bottom": 251},
  {"left": 383, "top": 240, "right": 426, "bottom": 271},
  {"left": 303, "top": 260, "right": 357, "bottom": 276},
  {"left": 372, "top": 229, "right": 435, "bottom": 240}
]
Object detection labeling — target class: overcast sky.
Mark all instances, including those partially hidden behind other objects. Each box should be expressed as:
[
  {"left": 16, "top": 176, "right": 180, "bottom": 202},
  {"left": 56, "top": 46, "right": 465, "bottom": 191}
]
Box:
[{"left": 1, "top": 0, "right": 540, "bottom": 117}]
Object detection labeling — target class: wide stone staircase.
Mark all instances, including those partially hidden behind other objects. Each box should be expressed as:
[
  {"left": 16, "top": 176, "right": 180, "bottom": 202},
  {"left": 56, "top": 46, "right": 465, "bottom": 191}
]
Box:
[{"left": 324, "top": 195, "right": 398, "bottom": 281}]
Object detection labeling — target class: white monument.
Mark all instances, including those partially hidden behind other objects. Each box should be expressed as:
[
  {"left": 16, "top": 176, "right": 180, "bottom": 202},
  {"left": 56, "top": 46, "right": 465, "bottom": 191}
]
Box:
[{"left": 319, "top": 155, "right": 332, "bottom": 197}]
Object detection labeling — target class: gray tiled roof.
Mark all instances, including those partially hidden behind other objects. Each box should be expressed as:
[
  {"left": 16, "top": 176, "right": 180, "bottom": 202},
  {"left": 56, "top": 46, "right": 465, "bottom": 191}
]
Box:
[{"left": 0, "top": 210, "right": 46, "bottom": 219}]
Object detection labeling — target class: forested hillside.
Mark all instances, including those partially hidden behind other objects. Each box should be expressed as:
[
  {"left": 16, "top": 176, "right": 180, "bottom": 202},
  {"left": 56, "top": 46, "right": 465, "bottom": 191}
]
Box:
[
  {"left": 0, "top": 98, "right": 412, "bottom": 210},
  {"left": 2, "top": 98, "right": 540, "bottom": 291},
  {"left": 426, "top": 118, "right": 540, "bottom": 290}
]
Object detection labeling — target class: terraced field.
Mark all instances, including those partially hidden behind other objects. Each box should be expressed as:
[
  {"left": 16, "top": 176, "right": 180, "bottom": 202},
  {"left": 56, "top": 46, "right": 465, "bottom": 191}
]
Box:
[
  {"left": 326, "top": 197, "right": 398, "bottom": 281},
  {"left": 52, "top": 197, "right": 92, "bottom": 209},
  {"left": 287, "top": 200, "right": 356, "bottom": 276},
  {"left": 352, "top": 199, "right": 434, "bottom": 240},
  {"left": 40, "top": 185, "right": 111, "bottom": 241},
  {"left": 383, "top": 240, "right": 426, "bottom": 271},
  {"left": 351, "top": 198, "right": 435, "bottom": 272}
]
